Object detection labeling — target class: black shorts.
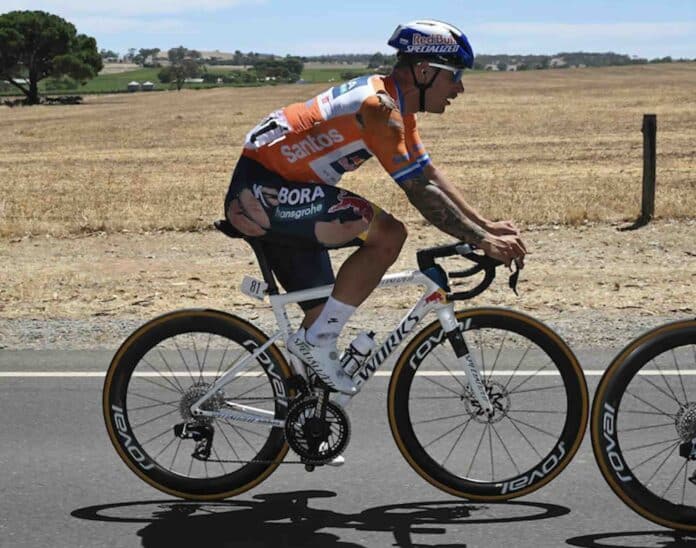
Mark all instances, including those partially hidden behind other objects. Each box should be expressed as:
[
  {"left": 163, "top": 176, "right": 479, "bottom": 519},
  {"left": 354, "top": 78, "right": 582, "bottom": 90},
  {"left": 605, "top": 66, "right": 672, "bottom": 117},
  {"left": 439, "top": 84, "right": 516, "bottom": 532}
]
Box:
[{"left": 225, "top": 156, "right": 381, "bottom": 310}]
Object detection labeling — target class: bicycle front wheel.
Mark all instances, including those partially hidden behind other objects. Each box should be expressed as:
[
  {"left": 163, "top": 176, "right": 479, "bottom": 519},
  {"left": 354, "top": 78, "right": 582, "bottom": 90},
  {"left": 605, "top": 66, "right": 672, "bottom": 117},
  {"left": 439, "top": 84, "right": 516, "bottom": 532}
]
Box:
[
  {"left": 388, "top": 308, "right": 588, "bottom": 501},
  {"left": 103, "top": 309, "right": 295, "bottom": 500},
  {"left": 591, "top": 319, "right": 696, "bottom": 531}
]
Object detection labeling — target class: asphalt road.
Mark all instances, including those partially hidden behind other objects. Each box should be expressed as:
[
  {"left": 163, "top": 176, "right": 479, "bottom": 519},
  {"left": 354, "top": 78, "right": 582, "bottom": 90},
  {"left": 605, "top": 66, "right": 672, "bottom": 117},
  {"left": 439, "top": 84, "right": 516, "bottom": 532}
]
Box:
[{"left": 1, "top": 349, "right": 695, "bottom": 548}]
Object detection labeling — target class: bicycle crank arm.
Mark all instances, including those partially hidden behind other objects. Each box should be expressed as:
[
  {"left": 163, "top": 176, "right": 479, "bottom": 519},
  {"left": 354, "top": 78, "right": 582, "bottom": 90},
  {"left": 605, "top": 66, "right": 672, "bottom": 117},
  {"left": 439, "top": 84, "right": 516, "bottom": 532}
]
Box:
[{"left": 446, "top": 329, "right": 493, "bottom": 414}]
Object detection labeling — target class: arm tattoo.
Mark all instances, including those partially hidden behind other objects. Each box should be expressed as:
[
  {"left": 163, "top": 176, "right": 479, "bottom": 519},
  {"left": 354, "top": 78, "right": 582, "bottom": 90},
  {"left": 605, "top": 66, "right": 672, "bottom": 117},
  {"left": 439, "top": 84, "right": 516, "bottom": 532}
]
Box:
[{"left": 402, "top": 173, "right": 486, "bottom": 244}]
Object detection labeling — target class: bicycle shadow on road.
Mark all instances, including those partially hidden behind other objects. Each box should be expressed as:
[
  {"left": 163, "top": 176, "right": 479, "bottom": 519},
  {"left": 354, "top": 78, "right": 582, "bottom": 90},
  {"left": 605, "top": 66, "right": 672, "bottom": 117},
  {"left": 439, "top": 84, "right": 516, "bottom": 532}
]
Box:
[
  {"left": 72, "top": 490, "right": 570, "bottom": 548},
  {"left": 567, "top": 530, "right": 696, "bottom": 548}
]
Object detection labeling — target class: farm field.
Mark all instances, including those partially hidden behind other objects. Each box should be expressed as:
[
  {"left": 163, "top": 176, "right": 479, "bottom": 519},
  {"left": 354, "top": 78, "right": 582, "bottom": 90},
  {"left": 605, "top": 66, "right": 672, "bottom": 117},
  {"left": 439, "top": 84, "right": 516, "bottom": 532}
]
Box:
[{"left": 0, "top": 63, "right": 694, "bottom": 346}]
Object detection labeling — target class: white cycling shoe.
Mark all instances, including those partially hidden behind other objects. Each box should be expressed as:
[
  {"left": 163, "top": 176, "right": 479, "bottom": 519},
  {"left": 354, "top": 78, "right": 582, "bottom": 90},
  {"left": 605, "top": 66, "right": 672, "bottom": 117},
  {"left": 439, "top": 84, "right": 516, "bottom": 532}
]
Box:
[{"left": 287, "top": 328, "right": 358, "bottom": 395}]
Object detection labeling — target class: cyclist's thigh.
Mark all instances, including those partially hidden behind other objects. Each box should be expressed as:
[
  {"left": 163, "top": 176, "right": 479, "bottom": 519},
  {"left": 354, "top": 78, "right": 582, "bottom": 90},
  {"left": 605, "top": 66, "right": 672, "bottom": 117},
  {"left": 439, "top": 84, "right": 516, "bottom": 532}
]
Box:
[{"left": 225, "top": 156, "right": 382, "bottom": 248}]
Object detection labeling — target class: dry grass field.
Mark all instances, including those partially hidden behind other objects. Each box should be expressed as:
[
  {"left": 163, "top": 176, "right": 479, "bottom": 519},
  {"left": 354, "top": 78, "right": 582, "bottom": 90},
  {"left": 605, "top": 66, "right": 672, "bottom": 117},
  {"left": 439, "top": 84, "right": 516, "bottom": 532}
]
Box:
[
  {"left": 1, "top": 63, "right": 694, "bottom": 238},
  {"left": 0, "top": 64, "right": 694, "bottom": 347}
]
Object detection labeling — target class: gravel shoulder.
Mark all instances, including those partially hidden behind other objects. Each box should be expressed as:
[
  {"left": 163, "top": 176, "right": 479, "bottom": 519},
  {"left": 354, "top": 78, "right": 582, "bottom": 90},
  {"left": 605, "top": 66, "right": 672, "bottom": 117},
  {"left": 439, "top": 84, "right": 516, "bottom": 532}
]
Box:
[{"left": 0, "top": 220, "right": 694, "bottom": 352}]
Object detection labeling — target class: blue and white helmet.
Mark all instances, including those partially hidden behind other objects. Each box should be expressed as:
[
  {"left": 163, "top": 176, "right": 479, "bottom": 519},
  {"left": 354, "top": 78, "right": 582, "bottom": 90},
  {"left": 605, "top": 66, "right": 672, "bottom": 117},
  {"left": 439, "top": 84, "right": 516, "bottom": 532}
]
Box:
[{"left": 388, "top": 19, "right": 474, "bottom": 69}]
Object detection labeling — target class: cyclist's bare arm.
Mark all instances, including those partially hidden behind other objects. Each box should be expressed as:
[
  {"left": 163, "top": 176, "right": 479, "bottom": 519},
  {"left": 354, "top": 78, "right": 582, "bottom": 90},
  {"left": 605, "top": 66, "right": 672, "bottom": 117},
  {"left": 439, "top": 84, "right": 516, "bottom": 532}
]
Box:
[{"left": 401, "top": 169, "right": 527, "bottom": 266}]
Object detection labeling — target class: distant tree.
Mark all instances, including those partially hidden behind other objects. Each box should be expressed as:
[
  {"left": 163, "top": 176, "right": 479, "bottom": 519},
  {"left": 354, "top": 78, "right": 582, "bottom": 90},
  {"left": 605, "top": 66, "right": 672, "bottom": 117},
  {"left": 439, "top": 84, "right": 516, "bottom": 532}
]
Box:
[
  {"left": 160, "top": 46, "right": 202, "bottom": 90},
  {"left": 497, "top": 62, "right": 507, "bottom": 71},
  {"left": 100, "top": 48, "right": 119, "bottom": 60},
  {"left": 0, "top": 10, "right": 102, "bottom": 104},
  {"left": 135, "top": 48, "right": 161, "bottom": 66},
  {"left": 368, "top": 52, "right": 385, "bottom": 68}
]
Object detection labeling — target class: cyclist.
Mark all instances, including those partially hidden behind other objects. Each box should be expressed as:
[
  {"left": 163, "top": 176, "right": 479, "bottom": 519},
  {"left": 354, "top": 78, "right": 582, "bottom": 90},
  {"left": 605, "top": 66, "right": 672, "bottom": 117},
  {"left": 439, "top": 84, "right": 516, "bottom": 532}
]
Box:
[{"left": 225, "top": 20, "right": 527, "bottom": 396}]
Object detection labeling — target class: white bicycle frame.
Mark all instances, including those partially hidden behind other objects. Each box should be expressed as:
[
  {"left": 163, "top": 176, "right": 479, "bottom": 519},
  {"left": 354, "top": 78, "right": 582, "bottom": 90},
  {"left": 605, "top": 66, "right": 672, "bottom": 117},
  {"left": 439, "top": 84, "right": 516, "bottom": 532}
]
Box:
[{"left": 190, "top": 265, "right": 493, "bottom": 426}]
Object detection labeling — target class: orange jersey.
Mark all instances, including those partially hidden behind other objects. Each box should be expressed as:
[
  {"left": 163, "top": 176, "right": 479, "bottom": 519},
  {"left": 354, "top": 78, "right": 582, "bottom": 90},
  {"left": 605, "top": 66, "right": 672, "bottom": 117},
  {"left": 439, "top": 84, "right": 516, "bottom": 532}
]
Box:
[{"left": 242, "top": 75, "right": 430, "bottom": 185}]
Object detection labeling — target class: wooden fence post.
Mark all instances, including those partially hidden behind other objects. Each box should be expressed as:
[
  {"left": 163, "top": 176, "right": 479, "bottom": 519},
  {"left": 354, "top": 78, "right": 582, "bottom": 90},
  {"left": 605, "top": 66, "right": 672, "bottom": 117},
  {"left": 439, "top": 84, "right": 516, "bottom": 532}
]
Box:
[
  {"left": 641, "top": 114, "right": 657, "bottom": 224},
  {"left": 621, "top": 114, "right": 656, "bottom": 230}
]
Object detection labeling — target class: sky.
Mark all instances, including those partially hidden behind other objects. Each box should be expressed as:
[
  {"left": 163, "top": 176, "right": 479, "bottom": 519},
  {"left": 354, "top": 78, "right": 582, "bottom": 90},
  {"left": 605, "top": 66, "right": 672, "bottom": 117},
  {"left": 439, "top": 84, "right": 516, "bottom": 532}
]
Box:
[{"left": 2, "top": 1, "right": 695, "bottom": 59}]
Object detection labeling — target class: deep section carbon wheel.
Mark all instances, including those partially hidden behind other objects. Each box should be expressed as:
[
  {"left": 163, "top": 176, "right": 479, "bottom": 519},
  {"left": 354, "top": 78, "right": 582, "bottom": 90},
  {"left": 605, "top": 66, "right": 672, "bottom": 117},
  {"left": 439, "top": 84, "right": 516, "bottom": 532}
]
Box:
[
  {"left": 388, "top": 308, "right": 588, "bottom": 501},
  {"left": 104, "top": 309, "right": 294, "bottom": 500},
  {"left": 592, "top": 319, "right": 696, "bottom": 531}
]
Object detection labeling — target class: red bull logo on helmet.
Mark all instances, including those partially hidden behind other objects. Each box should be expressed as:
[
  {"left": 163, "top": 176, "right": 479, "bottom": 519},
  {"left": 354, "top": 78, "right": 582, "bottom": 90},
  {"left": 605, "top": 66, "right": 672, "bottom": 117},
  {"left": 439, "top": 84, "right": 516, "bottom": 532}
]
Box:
[{"left": 407, "top": 33, "right": 458, "bottom": 54}]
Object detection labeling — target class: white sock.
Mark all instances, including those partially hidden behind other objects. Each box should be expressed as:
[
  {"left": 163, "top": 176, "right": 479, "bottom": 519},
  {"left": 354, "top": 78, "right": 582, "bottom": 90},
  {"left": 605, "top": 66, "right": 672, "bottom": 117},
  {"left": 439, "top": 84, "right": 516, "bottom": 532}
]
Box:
[{"left": 305, "top": 296, "right": 356, "bottom": 347}]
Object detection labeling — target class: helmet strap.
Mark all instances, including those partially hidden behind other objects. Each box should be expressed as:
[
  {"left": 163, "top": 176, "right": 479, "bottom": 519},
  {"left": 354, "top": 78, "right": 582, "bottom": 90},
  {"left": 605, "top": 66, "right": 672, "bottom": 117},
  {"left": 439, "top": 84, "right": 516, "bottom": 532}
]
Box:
[{"left": 409, "top": 64, "right": 441, "bottom": 112}]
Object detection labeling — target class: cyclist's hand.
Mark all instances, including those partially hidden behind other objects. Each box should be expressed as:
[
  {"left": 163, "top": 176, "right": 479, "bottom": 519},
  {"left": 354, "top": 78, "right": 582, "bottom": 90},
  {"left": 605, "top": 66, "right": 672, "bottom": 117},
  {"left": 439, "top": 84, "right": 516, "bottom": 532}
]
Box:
[
  {"left": 479, "top": 233, "right": 527, "bottom": 268},
  {"left": 485, "top": 219, "right": 520, "bottom": 237}
]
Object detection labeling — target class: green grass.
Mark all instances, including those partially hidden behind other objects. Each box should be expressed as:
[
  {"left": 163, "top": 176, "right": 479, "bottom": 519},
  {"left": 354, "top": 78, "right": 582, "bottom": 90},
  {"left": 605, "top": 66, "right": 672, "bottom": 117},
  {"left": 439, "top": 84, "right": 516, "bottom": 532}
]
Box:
[{"left": 0, "top": 66, "right": 376, "bottom": 97}]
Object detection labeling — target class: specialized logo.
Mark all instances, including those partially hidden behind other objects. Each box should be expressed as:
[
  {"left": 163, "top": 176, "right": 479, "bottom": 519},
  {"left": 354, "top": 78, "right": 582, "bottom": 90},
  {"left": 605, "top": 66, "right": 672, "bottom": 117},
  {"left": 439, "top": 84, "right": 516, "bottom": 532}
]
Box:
[
  {"left": 280, "top": 129, "right": 345, "bottom": 163},
  {"left": 328, "top": 190, "right": 374, "bottom": 222},
  {"left": 253, "top": 184, "right": 325, "bottom": 207},
  {"left": 406, "top": 33, "right": 458, "bottom": 54}
]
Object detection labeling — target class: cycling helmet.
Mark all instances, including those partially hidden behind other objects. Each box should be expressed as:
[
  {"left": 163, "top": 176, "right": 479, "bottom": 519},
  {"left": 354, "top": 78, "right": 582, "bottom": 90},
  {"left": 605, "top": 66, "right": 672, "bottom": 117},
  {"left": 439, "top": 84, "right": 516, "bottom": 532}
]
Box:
[
  {"left": 388, "top": 19, "right": 474, "bottom": 69},
  {"left": 388, "top": 20, "right": 474, "bottom": 111}
]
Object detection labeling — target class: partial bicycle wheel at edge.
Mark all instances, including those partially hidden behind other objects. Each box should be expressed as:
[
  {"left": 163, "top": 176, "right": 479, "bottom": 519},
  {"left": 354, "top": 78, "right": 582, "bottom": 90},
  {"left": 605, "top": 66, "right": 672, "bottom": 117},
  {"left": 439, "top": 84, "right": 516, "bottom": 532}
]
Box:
[
  {"left": 103, "top": 309, "right": 295, "bottom": 500},
  {"left": 591, "top": 319, "right": 696, "bottom": 531},
  {"left": 388, "top": 308, "right": 588, "bottom": 501}
]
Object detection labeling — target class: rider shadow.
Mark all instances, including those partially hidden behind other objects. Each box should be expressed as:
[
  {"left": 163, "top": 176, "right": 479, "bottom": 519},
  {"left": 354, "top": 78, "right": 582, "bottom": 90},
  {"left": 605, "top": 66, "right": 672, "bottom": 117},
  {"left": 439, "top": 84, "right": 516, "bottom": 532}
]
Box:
[
  {"left": 566, "top": 530, "right": 696, "bottom": 548},
  {"left": 72, "top": 490, "right": 570, "bottom": 548}
]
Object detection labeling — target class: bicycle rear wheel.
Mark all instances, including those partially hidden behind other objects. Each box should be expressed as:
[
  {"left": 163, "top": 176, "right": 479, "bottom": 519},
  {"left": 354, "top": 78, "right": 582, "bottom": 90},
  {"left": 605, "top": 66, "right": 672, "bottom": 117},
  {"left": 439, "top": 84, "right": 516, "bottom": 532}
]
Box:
[
  {"left": 591, "top": 319, "right": 696, "bottom": 531},
  {"left": 103, "top": 309, "right": 294, "bottom": 500},
  {"left": 388, "top": 308, "right": 588, "bottom": 501}
]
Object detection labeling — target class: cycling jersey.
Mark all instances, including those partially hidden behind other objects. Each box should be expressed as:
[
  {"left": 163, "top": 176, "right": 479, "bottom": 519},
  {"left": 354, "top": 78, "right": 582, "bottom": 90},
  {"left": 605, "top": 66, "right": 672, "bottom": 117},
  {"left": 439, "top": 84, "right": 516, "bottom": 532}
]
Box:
[{"left": 242, "top": 74, "right": 431, "bottom": 186}]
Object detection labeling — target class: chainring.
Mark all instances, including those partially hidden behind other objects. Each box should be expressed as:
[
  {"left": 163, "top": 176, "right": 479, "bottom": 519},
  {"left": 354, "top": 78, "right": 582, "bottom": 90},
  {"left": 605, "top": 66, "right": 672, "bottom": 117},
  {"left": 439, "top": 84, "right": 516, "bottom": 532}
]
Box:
[{"left": 284, "top": 397, "right": 350, "bottom": 465}]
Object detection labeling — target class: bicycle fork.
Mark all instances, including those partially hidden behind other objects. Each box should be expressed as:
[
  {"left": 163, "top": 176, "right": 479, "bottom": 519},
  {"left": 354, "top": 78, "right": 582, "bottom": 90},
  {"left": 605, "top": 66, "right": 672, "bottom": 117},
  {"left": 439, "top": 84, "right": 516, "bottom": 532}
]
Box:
[{"left": 437, "top": 306, "right": 494, "bottom": 415}]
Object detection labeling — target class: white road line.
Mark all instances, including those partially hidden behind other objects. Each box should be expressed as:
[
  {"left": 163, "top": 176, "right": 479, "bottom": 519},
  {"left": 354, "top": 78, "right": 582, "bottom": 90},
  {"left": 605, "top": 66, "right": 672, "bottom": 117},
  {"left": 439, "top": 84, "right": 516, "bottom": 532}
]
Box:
[{"left": 0, "top": 370, "right": 694, "bottom": 378}]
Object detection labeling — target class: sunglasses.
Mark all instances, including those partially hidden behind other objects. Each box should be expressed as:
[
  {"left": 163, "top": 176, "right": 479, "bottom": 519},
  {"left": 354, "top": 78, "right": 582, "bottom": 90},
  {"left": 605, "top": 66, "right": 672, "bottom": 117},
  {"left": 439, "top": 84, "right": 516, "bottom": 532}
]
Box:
[{"left": 429, "top": 63, "right": 464, "bottom": 83}]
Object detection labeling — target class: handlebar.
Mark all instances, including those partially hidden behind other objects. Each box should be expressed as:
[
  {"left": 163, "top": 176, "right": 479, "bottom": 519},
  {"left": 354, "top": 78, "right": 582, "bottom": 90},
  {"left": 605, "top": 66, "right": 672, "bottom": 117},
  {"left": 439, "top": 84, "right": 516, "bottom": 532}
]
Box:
[{"left": 416, "top": 242, "right": 520, "bottom": 301}]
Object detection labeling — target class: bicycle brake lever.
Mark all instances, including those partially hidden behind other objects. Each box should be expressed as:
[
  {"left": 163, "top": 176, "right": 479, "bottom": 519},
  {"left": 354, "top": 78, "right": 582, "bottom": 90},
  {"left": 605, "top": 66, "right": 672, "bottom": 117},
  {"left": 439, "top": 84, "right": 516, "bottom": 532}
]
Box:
[{"left": 508, "top": 261, "right": 521, "bottom": 296}]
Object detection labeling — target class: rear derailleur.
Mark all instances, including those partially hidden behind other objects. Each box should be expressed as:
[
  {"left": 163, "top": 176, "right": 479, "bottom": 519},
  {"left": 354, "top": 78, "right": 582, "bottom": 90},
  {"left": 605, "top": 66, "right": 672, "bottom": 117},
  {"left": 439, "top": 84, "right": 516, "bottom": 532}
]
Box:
[{"left": 174, "top": 422, "right": 214, "bottom": 460}]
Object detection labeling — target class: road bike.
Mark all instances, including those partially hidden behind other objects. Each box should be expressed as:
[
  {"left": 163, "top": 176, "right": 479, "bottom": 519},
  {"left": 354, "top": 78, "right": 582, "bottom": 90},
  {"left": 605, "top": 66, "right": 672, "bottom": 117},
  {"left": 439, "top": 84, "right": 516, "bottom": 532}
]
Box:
[
  {"left": 591, "top": 317, "right": 696, "bottom": 531},
  {"left": 103, "top": 219, "right": 589, "bottom": 501}
]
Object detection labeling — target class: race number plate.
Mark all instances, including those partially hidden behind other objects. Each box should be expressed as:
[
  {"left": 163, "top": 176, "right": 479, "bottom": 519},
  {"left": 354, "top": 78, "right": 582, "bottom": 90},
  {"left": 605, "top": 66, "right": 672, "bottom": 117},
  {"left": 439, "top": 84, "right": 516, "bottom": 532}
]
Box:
[{"left": 241, "top": 276, "right": 268, "bottom": 301}]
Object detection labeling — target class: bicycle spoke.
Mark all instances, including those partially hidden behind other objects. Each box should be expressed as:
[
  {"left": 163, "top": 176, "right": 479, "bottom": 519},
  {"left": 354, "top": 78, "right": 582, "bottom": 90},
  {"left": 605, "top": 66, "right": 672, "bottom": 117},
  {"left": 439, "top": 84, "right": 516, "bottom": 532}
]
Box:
[
  {"left": 643, "top": 443, "right": 679, "bottom": 486},
  {"left": 170, "top": 437, "right": 182, "bottom": 470},
  {"left": 671, "top": 348, "right": 690, "bottom": 405},
  {"left": 201, "top": 333, "right": 213, "bottom": 383},
  {"left": 476, "top": 329, "right": 486, "bottom": 378},
  {"left": 631, "top": 441, "right": 681, "bottom": 471},
  {"left": 142, "top": 356, "right": 184, "bottom": 394},
  {"left": 413, "top": 412, "right": 471, "bottom": 425},
  {"left": 217, "top": 422, "right": 242, "bottom": 461},
  {"left": 173, "top": 338, "right": 198, "bottom": 385},
  {"left": 154, "top": 348, "right": 187, "bottom": 392},
  {"left": 620, "top": 421, "right": 676, "bottom": 433},
  {"left": 508, "top": 384, "right": 565, "bottom": 396},
  {"left": 505, "top": 415, "right": 558, "bottom": 439},
  {"left": 190, "top": 333, "right": 204, "bottom": 384},
  {"left": 211, "top": 446, "right": 228, "bottom": 475},
  {"left": 624, "top": 388, "right": 676, "bottom": 420},
  {"left": 487, "top": 329, "right": 508, "bottom": 380},
  {"left": 213, "top": 343, "right": 232, "bottom": 381},
  {"left": 441, "top": 417, "right": 473, "bottom": 468},
  {"left": 432, "top": 348, "right": 468, "bottom": 393},
  {"left": 624, "top": 438, "right": 681, "bottom": 453},
  {"left": 491, "top": 423, "right": 521, "bottom": 475},
  {"left": 509, "top": 409, "right": 565, "bottom": 414},
  {"left": 129, "top": 391, "right": 180, "bottom": 406},
  {"left": 128, "top": 399, "right": 179, "bottom": 412},
  {"left": 502, "top": 342, "right": 532, "bottom": 392},
  {"left": 152, "top": 434, "right": 178, "bottom": 460},
  {"left": 222, "top": 420, "right": 258, "bottom": 453},
  {"left": 227, "top": 379, "right": 272, "bottom": 401},
  {"left": 507, "top": 359, "right": 555, "bottom": 395},
  {"left": 141, "top": 425, "right": 174, "bottom": 447},
  {"left": 659, "top": 457, "right": 688, "bottom": 499},
  {"left": 488, "top": 423, "right": 494, "bottom": 480},
  {"left": 135, "top": 375, "right": 184, "bottom": 395},
  {"left": 639, "top": 372, "right": 685, "bottom": 408},
  {"left": 504, "top": 415, "right": 543, "bottom": 458},
  {"left": 132, "top": 407, "right": 179, "bottom": 429},
  {"left": 466, "top": 423, "right": 489, "bottom": 477},
  {"left": 422, "top": 418, "right": 472, "bottom": 449},
  {"left": 653, "top": 359, "right": 682, "bottom": 407},
  {"left": 418, "top": 375, "right": 466, "bottom": 399}
]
